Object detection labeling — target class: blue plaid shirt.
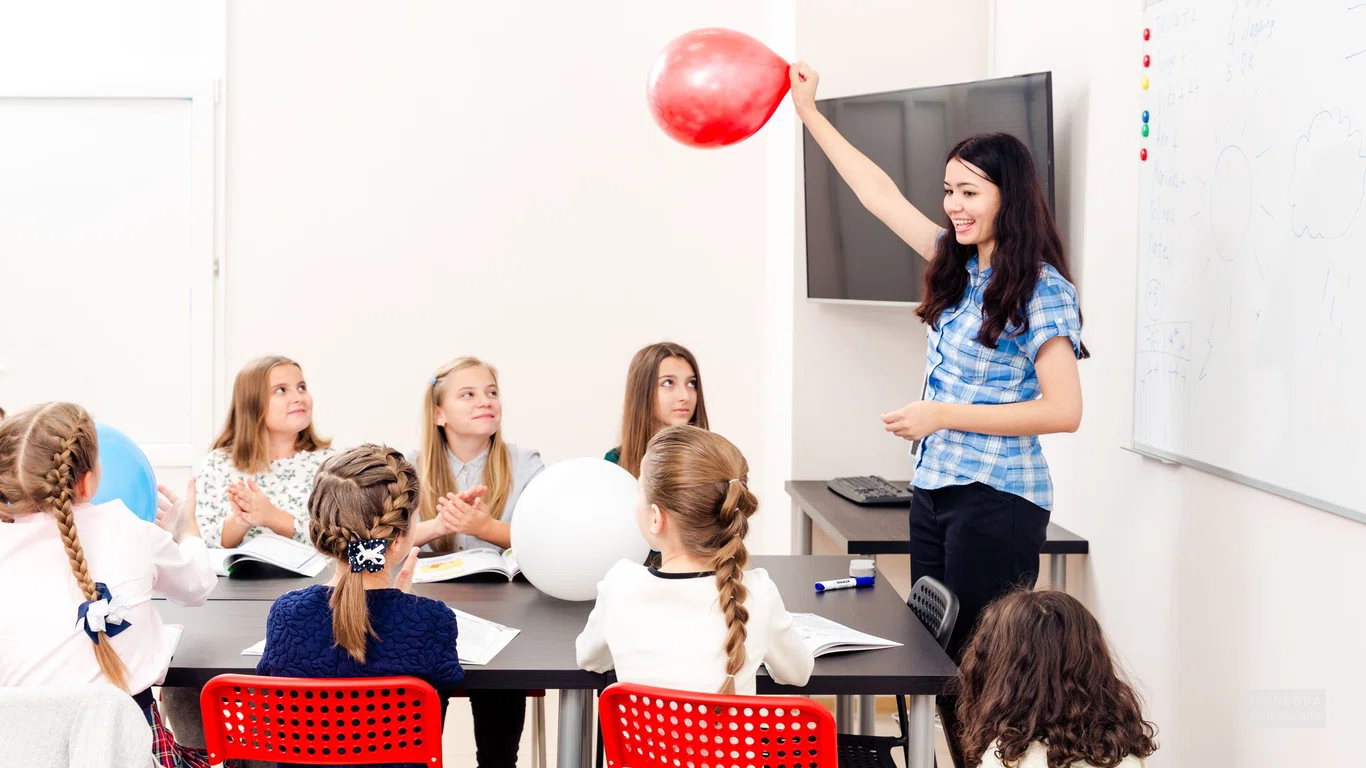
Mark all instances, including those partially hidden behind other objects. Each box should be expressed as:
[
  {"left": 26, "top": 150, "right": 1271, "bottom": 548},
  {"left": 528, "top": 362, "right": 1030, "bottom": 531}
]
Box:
[{"left": 913, "top": 255, "right": 1082, "bottom": 510}]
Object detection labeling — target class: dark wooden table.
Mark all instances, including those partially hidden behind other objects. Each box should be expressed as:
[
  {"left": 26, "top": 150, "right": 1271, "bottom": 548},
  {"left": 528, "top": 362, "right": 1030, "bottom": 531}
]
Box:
[
  {"left": 161, "top": 555, "right": 954, "bottom": 768},
  {"left": 786, "top": 480, "right": 1089, "bottom": 591}
]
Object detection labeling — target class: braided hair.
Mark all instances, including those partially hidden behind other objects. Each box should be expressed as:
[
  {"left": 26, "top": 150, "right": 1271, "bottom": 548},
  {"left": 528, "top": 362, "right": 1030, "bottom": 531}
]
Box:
[
  {"left": 0, "top": 403, "right": 131, "bottom": 690},
  {"left": 640, "top": 425, "right": 758, "bottom": 694},
  {"left": 308, "top": 444, "right": 420, "bottom": 663}
]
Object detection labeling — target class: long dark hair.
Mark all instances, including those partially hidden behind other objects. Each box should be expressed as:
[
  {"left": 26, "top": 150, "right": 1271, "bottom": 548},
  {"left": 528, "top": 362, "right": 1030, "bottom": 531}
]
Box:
[
  {"left": 617, "top": 342, "right": 709, "bottom": 478},
  {"left": 956, "top": 589, "right": 1157, "bottom": 768},
  {"left": 916, "top": 133, "right": 1090, "bottom": 359}
]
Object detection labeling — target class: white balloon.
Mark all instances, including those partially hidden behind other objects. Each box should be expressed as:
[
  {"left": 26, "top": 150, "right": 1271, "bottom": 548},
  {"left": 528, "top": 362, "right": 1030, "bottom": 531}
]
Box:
[{"left": 511, "top": 457, "right": 648, "bottom": 601}]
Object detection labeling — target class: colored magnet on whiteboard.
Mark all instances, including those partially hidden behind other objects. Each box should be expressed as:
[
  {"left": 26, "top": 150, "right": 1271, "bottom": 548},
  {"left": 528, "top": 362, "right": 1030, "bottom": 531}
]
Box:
[
  {"left": 1142, "top": 124, "right": 1150, "bottom": 137},
  {"left": 1143, "top": 28, "right": 1150, "bottom": 40},
  {"left": 1140, "top": 148, "right": 1148, "bottom": 161},
  {"left": 1144, "top": 55, "right": 1151, "bottom": 67},
  {"left": 1142, "top": 76, "right": 1150, "bottom": 89},
  {"left": 1142, "top": 110, "right": 1149, "bottom": 123}
]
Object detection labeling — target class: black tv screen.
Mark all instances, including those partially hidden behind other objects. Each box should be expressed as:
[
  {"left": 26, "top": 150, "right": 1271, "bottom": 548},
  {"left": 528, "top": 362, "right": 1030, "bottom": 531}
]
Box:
[{"left": 802, "top": 71, "right": 1054, "bottom": 303}]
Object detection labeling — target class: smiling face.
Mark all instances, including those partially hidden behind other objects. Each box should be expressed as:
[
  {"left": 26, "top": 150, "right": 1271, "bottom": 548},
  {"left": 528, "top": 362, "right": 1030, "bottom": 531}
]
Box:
[
  {"left": 943, "top": 157, "right": 1002, "bottom": 250},
  {"left": 653, "top": 356, "right": 698, "bottom": 427},
  {"left": 263, "top": 364, "right": 313, "bottom": 437},
  {"left": 434, "top": 365, "right": 502, "bottom": 439}
]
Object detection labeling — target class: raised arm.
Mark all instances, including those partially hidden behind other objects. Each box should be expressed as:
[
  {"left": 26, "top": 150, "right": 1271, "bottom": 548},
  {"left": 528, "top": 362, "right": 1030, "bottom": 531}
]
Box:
[{"left": 790, "top": 62, "right": 941, "bottom": 260}]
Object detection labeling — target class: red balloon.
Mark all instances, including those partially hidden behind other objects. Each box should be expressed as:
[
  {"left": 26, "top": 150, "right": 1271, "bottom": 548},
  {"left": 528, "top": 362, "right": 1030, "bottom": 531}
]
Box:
[{"left": 647, "top": 28, "right": 790, "bottom": 149}]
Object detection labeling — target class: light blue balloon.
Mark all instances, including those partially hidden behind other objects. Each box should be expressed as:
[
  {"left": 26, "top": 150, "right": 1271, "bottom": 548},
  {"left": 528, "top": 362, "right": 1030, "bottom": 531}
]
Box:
[{"left": 90, "top": 424, "right": 157, "bottom": 523}]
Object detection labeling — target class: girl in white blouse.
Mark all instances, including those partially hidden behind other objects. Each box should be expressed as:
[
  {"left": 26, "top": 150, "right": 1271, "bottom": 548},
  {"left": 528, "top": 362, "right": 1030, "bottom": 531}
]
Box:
[
  {"left": 194, "top": 355, "right": 335, "bottom": 548},
  {"left": 577, "top": 425, "right": 813, "bottom": 695},
  {"left": 0, "top": 403, "right": 216, "bottom": 744}
]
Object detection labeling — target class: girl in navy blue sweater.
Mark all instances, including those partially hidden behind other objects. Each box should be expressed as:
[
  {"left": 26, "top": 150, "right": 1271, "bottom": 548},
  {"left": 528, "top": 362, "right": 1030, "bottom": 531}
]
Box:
[{"left": 257, "top": 444, "right": 463, "bottom": 708}]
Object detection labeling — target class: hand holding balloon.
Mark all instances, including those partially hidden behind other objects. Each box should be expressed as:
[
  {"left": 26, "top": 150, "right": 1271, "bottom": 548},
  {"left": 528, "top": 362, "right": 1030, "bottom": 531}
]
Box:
[{"left": 789, "top": 61, "right": 820, "bottom": 115}]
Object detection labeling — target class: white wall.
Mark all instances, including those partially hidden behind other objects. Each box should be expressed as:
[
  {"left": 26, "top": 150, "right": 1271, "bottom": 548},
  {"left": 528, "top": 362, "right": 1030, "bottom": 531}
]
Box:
[
  {"left": 226, "top": 1, "right": 792, "bottom": 544},
  {"left": 787, "top": 0, "right": 989, "bottom": 505},
  {"left": 993, "top": 1, "right": 1365, "bottom": 765}
]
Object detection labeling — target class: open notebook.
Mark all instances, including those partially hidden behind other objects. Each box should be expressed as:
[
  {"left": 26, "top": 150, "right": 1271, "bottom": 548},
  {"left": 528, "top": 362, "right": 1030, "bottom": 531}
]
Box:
[
  {"left": 790, "top": 613, "right": 902, "bottom": 657},
  {"left": 240, "top": 608, "right": 519, "bottom": 667},
  {"left": 414, "top": 548, "right": 520, "bottom": 583},
  {"left": 208, "top": 533, "right": 329, "bottom": 578}
]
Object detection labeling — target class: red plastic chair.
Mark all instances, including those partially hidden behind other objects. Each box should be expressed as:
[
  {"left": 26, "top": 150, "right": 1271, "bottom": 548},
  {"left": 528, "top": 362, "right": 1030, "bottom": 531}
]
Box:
[
  {"left": 598, "top": 683, "right": 839, "bottom": 768},
  {"left": 199, "top": 674, "right": 443, "bottom": 766}
]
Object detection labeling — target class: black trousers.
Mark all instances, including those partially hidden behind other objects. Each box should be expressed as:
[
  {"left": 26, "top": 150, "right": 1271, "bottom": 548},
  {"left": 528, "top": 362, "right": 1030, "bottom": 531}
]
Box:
[
  {"left": 909, "top": 482, "right": 1050, "bottom": 767},
  {"left": 468, "top": 689, "right": 527, "bottom": 768}
]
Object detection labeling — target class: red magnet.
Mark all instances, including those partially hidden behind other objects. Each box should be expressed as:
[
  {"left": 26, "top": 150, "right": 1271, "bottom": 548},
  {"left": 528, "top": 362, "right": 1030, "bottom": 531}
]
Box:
[
  {"left": 1140, "top": 148, "right": 1148, "bottom": 161},
  {"left": 1144, "top": 55, "right": 1151, "bottom": 67},
  {"left": 1143, "top": 28, "right": 1150, "bottom": 40}
]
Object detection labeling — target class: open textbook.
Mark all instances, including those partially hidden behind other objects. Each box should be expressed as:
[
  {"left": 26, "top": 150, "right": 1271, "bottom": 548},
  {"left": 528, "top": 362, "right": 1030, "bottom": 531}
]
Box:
[
  {"left": 208, "top": 533, "right": 329, "bottom": 578},
  {"left": 241, "top": 608, "right": 519, "bottom": 667},
  {"left": 414, "top": 548, "right": 520, "bottom": 583},
  {"left": 791, "top": 613, "right": 902, "bottom": 657}
]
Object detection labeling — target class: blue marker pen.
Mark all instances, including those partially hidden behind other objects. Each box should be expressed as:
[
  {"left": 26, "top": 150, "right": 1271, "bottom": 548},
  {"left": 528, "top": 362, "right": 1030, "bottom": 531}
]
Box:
[{"left": 814, "top": 576, "right": 874, "bottom": 592}]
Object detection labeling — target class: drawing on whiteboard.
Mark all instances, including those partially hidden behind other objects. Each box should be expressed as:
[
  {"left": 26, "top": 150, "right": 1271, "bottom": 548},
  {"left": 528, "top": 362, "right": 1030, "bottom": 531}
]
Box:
[
  {"left": 1211, "top": 145, "right": 1254, "bottom": 261},
  {"left": 1199, "top": 318, "right": 1215, "bottom": 381},
  {"left": 1139, "top": 321, "right": 1192, "bottom": 360},
  {"left": 1287, "top": 110, "right": 1366, "bottom": 239},
  {"left": 1144, "top": 279, "right": 1164, "bottom": 320}
]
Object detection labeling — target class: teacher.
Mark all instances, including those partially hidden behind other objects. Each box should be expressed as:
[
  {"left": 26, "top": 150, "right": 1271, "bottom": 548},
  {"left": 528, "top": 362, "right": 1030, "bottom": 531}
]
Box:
[{"left": 791, "top": 63, "right": 1088, "bottom": 762}]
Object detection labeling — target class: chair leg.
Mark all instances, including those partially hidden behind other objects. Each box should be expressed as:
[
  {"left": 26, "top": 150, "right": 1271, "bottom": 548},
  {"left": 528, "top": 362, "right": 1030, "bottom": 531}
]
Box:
[{"left": 532, "top": 694, "right": 547, "bottom": 768}]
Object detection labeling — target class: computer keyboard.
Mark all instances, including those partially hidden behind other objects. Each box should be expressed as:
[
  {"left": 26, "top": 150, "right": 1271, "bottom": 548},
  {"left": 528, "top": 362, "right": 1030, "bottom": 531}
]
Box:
[{"left": 826, "top": 475, "right": 914, "bottom": 506}]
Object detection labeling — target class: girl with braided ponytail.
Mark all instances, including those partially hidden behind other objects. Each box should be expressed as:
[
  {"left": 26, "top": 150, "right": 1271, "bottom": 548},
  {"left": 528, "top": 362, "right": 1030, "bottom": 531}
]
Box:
[
  {"left": 256, "top": 444, "right": 463, "bottom": 698},
  {"left": 0, "top": 403, "right": 217, "bottom": 757},
  {"left": 577, "top": 425, "right": 813, "bottom": 695}
]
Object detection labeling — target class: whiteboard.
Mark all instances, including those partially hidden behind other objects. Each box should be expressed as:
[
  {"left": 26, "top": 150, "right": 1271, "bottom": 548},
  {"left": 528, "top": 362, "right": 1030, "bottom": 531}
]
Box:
[{"left": 1135, "top": 0, "right": 1366, "bottom": 521}]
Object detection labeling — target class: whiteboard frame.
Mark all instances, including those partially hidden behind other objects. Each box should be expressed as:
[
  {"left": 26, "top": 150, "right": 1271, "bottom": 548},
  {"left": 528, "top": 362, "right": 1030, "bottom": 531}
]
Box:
[
  {"left": 1127, "top": 443, "right": 1366, "bottom": 525},
  {"left": 0, "top": 79, "right": 219, "bottom": 469}
]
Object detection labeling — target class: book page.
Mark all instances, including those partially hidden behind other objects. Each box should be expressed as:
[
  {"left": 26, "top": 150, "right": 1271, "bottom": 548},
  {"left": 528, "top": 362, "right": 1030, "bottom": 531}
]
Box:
[
  {"left": 239, "top": 610, "right": 520, "bottom": 664},
  {"left": 207, "top": 548, "right": 235, "bottom": 577},
  {"left": 240, "top": 534, "right": 327, "bottom": 576},
  {"left": 415, "top": 548, "right": 511, "bottom": 583},
  {"left": 450, "top": 607, "right": 520, "bottom": 666},
  {"left": 163, "top": 624, "right": 184, "bottom": 659},
  {"left": 790, "top": 613, "right": 902, "bottom": 657}
]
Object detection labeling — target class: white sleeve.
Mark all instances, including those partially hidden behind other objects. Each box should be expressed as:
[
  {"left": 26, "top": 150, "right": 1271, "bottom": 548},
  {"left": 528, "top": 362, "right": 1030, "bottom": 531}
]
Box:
[
  {"left": 194, "top": 450, "right": 233, "bottom": 549},
  {"left": 575, "top": 575, "right": 616, "bottom": 673},
  {"left": 145, "top": 519, "right": 217, "bottom": 605},
  {"left": 759, "top": 575, "right": 814, "bottom": 687}
]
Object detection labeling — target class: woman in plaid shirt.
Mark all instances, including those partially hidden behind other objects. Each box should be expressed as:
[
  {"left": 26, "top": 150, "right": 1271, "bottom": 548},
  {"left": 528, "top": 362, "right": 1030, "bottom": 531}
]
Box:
[{"left": 791, "top": 62, "right": 1089, "bottom": 765}]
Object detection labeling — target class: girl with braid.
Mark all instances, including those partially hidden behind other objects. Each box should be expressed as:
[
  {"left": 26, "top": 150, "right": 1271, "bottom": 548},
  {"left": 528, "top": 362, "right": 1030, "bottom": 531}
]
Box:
[
  {"left": 0, "top": 402, "right": 217, "bottom": 765},
  {"left": 576, "top": 425, "right": 813, "bottom": 695},
  {"left": 256, "top": 444, "right": 463, "bottom": 695}
]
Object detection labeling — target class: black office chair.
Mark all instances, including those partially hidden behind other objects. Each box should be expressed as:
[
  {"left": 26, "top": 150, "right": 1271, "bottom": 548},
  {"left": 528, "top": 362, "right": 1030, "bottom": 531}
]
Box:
[{"left": 836, "top": 576, "right": 958, "bottom": 768}]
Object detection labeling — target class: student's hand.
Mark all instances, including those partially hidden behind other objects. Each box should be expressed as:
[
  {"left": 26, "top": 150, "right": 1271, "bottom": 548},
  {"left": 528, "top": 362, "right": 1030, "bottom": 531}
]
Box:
[
  {"left": 436, "top": 489, "right": 493, "bottom": 539},
  {"left": 432, "top": 485, "right": 487, "bottom": 536},
  {"left": 394, "top": 546, "right": 420, "bottom": 593},
  {"left": 881, "top": 401, "right": 944, "bottom": 441},
  {"left": 228, "top": 479, "right": 290, "bottom": 532},
  {"left": 156, "top": 478, "right": 199, "bottom": 541},
  {"left": 789, "top": 62, "right": 820, "bottom": 116}
]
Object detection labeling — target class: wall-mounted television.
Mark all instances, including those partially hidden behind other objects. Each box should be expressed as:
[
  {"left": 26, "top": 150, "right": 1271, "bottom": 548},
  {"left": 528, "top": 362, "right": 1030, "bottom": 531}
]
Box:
[{"left": 802, "top": 71, "right": 1054, "bottom": 304}]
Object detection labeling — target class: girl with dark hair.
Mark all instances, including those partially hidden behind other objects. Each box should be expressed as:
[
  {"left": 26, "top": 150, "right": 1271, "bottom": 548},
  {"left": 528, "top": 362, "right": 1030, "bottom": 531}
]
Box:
[
  {"left": 957, "top": 590, "right": 1157, "bottom": 767},
  {"left": 792, "top": 62, "right": 1088, "bottom": 764}
]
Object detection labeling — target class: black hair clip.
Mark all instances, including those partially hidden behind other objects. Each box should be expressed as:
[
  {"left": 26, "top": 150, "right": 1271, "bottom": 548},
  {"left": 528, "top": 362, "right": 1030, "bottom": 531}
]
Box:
[{"left": 347, "top": 539, "right": 389, "bottom": 573}]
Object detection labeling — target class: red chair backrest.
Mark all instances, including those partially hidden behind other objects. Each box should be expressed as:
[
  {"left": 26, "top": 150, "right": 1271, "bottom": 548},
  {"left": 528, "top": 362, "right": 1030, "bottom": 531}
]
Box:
[
  {"left": 199, "top": 674, "right": 443, "bottom": 766},
  {"left": 598, "top": 683, "right": 839, "bottom": 768}
]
